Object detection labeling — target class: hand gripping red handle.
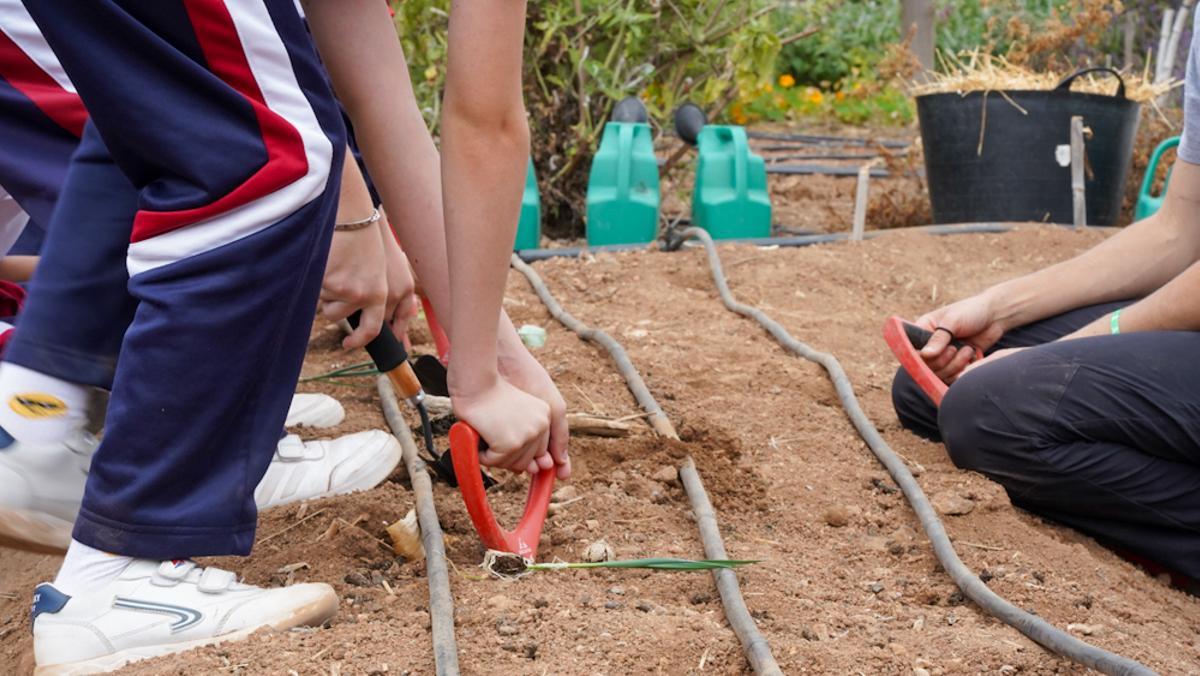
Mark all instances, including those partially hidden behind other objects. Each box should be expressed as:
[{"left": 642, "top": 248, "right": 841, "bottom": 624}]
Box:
[
  {"left": 449, "top": 422, "right": 555, "bottom": 558},
  {"left": 882, "top": 315, "right": 949, "bottom": 407}
]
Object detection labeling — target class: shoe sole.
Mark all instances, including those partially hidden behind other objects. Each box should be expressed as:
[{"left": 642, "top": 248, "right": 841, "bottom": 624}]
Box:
[
  {"left": 0, "top": 507, "right": 71, "bottom": 555},
  {"left": 34, "top": 588, "right": 339, "bottom": 675}
]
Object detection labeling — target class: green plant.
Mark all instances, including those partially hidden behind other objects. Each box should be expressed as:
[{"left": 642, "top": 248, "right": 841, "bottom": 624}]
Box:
[{"left": 391, "top": 0, "right": 783, "bottom": 238}]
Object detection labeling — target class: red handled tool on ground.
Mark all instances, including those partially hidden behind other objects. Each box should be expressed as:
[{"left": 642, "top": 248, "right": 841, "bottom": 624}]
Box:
[
  {"left": 354, "top": 312, "right": 552, "bottom": 557},
  {"left": 449, "top": 422, "right": 555, "bottom": 558},
  {"left": 882, "top": 316, "right": 974, "bottom": 407}
]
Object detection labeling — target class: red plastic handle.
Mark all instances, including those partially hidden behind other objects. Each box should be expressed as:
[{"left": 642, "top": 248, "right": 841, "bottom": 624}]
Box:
[
  {"left": 419, "top": 296, "right": 451, "bottom": 366},
  {"left": 449, "top": 422, "right": 555, "bottom": 558},
  {"left": 883, "top": 315, "right": 948, "bottom": 407}
]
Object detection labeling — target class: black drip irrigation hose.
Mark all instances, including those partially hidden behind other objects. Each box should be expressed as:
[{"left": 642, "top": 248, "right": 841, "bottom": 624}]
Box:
[
  {"left": 509, "top": 254, "right": 783, "bottom": 676},
  {"left": 515, "top": 222, "right": 1091, "bottom": 263},
  {"left": 378, "top": 377, "right": 461, "bottom": 676},
  {"left": 674, "top": 227, "right": 1156, "bottom": 676}
]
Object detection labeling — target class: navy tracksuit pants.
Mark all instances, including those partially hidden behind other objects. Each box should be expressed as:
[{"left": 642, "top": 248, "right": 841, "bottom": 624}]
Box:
[
  {"left": 892, "top": 303, "right": 1200, "bottom": 579},
  {"left": 10, "top": 0, "right": 346, "bottom": 558}
]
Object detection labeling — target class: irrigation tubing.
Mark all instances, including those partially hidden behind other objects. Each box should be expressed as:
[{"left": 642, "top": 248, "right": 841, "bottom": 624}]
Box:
[
  {"left": 674, "top": 227, "right": 1156, "bottom": 676},
  {"left": 510, "top": 254, "right": 676, "bottom": 439},
  {"left": 514, "top": 222, "right": 1101, "bottom": 263},
  {"left": 678, "top": 457, "right": 784, "bottom": 676},
  {"left": 378, "top": 376, "right": 461, "bottom": 676},
  {"left": 510, "top": 254, "right": 784, "bottom": 675}
]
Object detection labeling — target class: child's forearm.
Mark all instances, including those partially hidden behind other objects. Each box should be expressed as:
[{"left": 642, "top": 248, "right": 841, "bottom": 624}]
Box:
[
  {"left": 302, "top": 0, "right": 454, "bottom": 326},
  {"left": 439, "top": 0, "right": 529, "bottom": 392}
]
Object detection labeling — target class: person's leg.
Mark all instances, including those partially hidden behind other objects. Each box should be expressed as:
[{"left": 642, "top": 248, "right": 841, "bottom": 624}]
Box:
[
  {"left": 891, "top": 300, "right": 1130, "bottom": 440},
  {"left": 937, "top": 332, "right": 1200, "bottom": 578},
  {"left": 19, "top": 1, "right": 348, "bottom": 670},
  {"left": 23, "top": 0, "right": 344, "bottom": 558}
]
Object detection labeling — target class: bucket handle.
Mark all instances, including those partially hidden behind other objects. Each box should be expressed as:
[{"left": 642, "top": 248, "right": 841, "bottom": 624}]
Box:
[{"left": 1055, "top": 67, "right": 1127, "bottom": 99}]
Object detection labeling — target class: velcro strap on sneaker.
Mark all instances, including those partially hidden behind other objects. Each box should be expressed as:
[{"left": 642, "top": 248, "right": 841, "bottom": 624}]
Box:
[
  {"left": 276, "top": 434, "right": 306, "bottom": 461},
  {"left": 152, "top": 560, "right": 196, "bottom": 586},
  {"left": 197, "top": 567, "right": 237, "bottom": 593}
]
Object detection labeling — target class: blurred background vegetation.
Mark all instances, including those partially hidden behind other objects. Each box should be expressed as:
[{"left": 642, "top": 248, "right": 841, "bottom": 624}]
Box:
[{"left": 389, "top": 0, "right": 1190, "bottom": 235}]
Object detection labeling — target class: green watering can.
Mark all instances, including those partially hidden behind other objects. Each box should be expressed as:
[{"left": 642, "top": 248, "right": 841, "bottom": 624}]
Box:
[
  {"left": 514, "top": 158, "right": 541, "bottom": 250},
  {"left": 1135, "top": 136, "right": 1179, "bottom": 222}
]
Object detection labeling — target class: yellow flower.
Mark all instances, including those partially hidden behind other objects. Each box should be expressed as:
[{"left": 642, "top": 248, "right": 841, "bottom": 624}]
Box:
[
  {"left": 424, "top": 66, "right": 438, "bottom": 82},
  {"left": 807, "top": 90, "right": 824, "bottom": 105},
  {"left": 778, "top": 74, "right": 796, "bottom": 89}
]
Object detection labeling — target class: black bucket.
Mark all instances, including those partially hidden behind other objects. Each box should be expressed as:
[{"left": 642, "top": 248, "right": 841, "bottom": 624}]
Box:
[{"left": 917, "top": 67, "right": 1140, "bottom": 226}]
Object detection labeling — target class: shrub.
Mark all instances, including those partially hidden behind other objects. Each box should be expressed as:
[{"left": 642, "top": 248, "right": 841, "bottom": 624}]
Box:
[{"left": 391, "top": 0, "right": 782, "bottom": 238}]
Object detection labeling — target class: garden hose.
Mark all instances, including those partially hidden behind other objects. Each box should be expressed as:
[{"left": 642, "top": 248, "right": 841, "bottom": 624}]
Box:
[{"left": 672, "top": 226, "right": 1155, "bottom": 676}]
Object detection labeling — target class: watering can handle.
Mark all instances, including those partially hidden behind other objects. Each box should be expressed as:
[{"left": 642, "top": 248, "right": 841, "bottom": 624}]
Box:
[
  {"left": 1055, "top": 67, "right": 1127, "bottom": 100},
  {"left": 449, "top": 422, "right": 555, "bottom": 558}
]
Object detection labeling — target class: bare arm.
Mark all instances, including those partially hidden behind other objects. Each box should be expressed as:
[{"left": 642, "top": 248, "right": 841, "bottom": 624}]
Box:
[
  {"left": 982, "top": 160, "right": 1200, "bottom": 331},
  {"left": 918, "top": 159, "right": 1200, "bottom": 382}
]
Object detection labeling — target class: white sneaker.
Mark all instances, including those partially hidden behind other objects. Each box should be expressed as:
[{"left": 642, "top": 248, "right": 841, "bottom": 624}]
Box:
[
  {"left": 254, "top": 431, "right": 401, "bottom": 509},
  {"left": 285, "top": 393, "right": 345, "bottom": 428},
  {"left": 32, "top": 560, "right": 337, "bottom": 675},
  {"left": 0, "top": 431, "right": 96, "bottom": 554}
]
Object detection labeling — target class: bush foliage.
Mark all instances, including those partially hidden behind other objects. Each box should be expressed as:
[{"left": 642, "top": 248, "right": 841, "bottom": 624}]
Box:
[{"left": 391, "top": 0, "right": 781, "bottom": 237}]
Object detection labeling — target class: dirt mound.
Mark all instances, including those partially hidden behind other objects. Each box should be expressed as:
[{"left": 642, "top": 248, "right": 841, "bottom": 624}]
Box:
[{"left": 2, "top": 226, "right": 1198, "bottom": 674}]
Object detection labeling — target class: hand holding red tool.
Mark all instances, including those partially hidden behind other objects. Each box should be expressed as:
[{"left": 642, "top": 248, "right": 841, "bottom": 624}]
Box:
[
  {"left": 353, "top": 311, "right": 553, "bottom": 557},
  {"left": 882, "top": 316, "right": 976, "bottom": 407},
  {"left": 449, "top": 422, "right": 554, "bottom": 558}
]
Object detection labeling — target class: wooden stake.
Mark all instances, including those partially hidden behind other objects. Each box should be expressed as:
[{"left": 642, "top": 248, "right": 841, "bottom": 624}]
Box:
[
  {"left": 1070, "top": 116, "right": 1086, "bottom": 230},
  {"left": 852, "top": 163, "right": 871, "bottom": 241}
]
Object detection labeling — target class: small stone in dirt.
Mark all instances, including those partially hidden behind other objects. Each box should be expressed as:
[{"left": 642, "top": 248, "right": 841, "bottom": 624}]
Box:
[
  {"left": 344, "top": 571, "right": 370, "bottom": 587},
  {"left": 913, "top": 669, "right": 931, "bottom": 676},
  {"left": 523, "top": 642, "right": 538, "bottom": 660},
  {"left": 823, "top": 506, "right": 852, "bottom": 527},
  {"left": 931, "top": 491, "right": 975, "bottom": 516},
  {"left": 801, "top": 627, "right": 819, "bottom": 641},
  {"left": 1032, "top": 570, "right": 1046, "bottom": 583},
  {"left": 635, "top": 600, "right": 654, "bottom": 613},
  {"left": 999, "top": 665, "right": 1017, "bottom": 675},
  {"left": 607, "top": 586, "right": 625, "bottom": 596},
  {"left": 979, "top": 569, "right": 994, "bottom": 583},
  {"left": 585, "top": 519, "right": 600, "bottom": 531},
  {"left": 689, "top": 592, "right": 712, "bottom": 605},
  {"left": 1068, "top": 623, "right": 1102, "bottom": 636},
  {"left": 583, "top": 539, "right": 614, "bottom": 562},
  {"left": 604, "top": 601, "right": 623, "bottom": 610},
  {"left": 496, "top": 621, "right": 519, "bottom": 636},
  {"left": 652, "top": 466, "right": 678, "bottom": 484},
  {"left": 946, "top": 614, "right": 957, "bottom": 626},
  {"left": 533, "top": 597, "right": 549, "bottom": 609},
  {"left": 487, "top": 595, "right": 516, "bottom": 610},
  {"left": 1075, "top": 594, "right": 1093, "bottom": 609},
  {"left": 552, "top": 486, "right": 578, "bottom": 503}
]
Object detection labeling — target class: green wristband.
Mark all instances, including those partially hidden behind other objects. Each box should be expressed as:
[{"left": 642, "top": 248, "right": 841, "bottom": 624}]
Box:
[{"left": 1110, "top": 309, "right": 1122, "bottom": 335}]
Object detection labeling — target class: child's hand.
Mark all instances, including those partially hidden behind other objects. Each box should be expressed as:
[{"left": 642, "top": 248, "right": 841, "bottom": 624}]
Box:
[
  {"left": 452, "top": 375, "right": 553, "bottom": 476},
  {"left": 321, "top": 225, "right": 388, "bottom": 350},
  {"left": 498, "top": 322, "right": 570, "bottom": 479}
]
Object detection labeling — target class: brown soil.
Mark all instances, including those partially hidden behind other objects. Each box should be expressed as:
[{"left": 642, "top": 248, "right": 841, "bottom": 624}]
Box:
[{"left": 3, "top": 226, "right": 1199, "bottom": 674}]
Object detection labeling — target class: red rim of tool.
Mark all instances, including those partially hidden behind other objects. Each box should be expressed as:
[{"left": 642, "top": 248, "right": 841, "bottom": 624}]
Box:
[
  {"left": 449, "top": 422, "right": 555, "bottom": 558},
  {"left": 882, "top": 315, "right": 948, "bottom": 407}
]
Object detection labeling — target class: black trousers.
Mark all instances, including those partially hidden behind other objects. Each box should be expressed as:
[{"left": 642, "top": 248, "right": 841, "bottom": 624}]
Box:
[{"left": 892, "top": 302, "right": 1200, "bottom": 579}]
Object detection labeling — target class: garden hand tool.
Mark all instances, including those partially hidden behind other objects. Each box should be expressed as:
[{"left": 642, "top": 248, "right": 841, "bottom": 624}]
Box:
[
  {"left": 349, "top": 312, "right": 493, "bottom": 488},
  {"left": 449, "top": 421, "right": 555, "bottom": 558},
  {"left": 410, "top": 296, "right": 450, "bottom": 397},
  {"left": 882, "top": 316, "right": 974, "bottom": 407}
]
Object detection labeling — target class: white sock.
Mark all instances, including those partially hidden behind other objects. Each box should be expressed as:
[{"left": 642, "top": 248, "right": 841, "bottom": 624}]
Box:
[
  {"left": 0, "top": 363, "right": 89, "bottom": 445},
  {"left": 53, "top": 540, "right": 134, "bottom": 596}
]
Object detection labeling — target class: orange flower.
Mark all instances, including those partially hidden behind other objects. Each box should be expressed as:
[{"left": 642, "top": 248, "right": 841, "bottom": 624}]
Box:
[
  {"left": 778, "top": 74, "right": 796, "bottom": 89},
  {"left": 807, "top": 90, "right": 824, "bottom": 105}
]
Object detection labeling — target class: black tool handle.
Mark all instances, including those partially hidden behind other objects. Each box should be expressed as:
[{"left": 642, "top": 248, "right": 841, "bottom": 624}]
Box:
[
  {"left": 903, "top": 322, "right": 969, "bottom": 351},
  {"left": 674, "top": 102, "right": 707, "bottom": 147},
  {"left": 347, "top": 311, "right": 409, "bottom": 372},
  {"left": 1055, "top": 66, "right": 1126, "bottom": 99}
]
